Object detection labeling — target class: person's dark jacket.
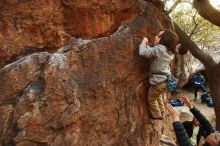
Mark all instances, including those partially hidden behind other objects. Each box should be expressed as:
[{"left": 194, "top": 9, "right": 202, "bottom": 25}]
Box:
[
  {"left": 182, "top": 120, "right": 207, "bottom": 145},
  {"left": 173, "top": 107, "right": 218, "bottom": 146},
  {"left": 193, "top": 75, "right": 205, "bottom": 87}
]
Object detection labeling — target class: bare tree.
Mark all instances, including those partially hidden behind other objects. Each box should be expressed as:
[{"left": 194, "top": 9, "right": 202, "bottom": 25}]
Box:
[
  {"left": 193, "top": 0, "right": 220, "bottom": 27},
  {"left": 177, "top": 25, "right": 220, "bottom": 131},
  {"left": 191, "top": 0, "right": 220, "bottom": 130},
  {"left": 167, "top": 0, "right": 182, "bottom": 14},
  {"left": 174, "top": 0, "right": 220, "bottom": 129}
]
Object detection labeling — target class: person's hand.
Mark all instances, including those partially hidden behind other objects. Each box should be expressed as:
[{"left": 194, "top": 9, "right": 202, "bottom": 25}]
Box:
[
  {"left": 142, "top": 37, "right": 149, "bottom": 45},
  {"left": 206, "top": 133, "right": 220, "bottom": 146},
  {"left": 181, "top": 95, "right": 193, "bottom": 109},
  {"left": 165, "top": 104, "right": 180, "bottom": 122}
]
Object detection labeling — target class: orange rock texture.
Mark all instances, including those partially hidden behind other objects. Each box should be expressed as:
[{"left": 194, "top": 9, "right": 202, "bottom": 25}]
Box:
[
  {"left": 0, "top": 0, "right": 175, "bottom": 145},
  {"left": 0, "top": 0, "right": 138, "bottom": 68}
]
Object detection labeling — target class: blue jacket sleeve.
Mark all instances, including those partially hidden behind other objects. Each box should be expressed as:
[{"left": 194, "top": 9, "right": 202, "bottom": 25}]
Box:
[
  {"left": 190, "top": 107, "right": 215, "bottom": 135},
  {"left": 193, "top": 76, "right": 200, "bottom": 85},
  {"left": 173, "top": 121, "right": 193, "bottom": 146},
  {"left": 201, "top": 76, "right": 205, "bottom": 84}
]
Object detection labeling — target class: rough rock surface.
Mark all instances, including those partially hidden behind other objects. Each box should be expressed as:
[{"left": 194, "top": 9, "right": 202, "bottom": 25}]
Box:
[
  {"left": 175, "top": 52, "right": 194, "bottom": 87},
  {"left": 176, "top": 52, "right": 205, "bottom": 87},
  {"left": 0, "top": 0, "right": 175, "bottom": 146},
  {"left": 175, "top": 45, "right": 220, "bottom": 87},
  {"left": 160, "top": 135, "right": 177, "bottom": 146},
  {"left": 0, "top": 0, "right": 138, "bottom": 68}
]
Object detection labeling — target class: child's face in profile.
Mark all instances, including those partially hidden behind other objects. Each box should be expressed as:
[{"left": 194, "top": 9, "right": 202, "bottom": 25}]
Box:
[{"left": 154, "top": 31, "right": 164, "bottom": 45}]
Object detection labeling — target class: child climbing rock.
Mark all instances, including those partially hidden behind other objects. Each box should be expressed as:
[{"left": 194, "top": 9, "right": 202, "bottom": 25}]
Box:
[{"left": 139, "top": 29, "right": 179, "bottom": 120}]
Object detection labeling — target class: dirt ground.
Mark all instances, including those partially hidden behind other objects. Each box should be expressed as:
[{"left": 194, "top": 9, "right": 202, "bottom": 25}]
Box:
[{"left": 162, "top": 87, "right": 216, "bottom": 146}]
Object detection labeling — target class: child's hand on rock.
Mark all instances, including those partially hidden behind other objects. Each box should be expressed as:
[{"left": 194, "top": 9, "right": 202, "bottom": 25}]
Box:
[{"left": 142, "top": 37, "right": 149, "bottom": 45}]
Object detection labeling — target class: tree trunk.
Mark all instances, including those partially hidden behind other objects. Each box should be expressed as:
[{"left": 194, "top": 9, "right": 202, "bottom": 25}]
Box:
[
  {"left": 167, "top": 0, "right": 182, "bottom": 14},
  {"left": 207, "top": 64, "right": 220, "bottom": 131},
  {"left": 174, "top": 22, "right": 216, "bottom": 68},
  {"left": 193, "top": 0, "right": 220, "bottom": 27},
  {"left": 174, "top": 22, "right": 220, "bottom": 130}
]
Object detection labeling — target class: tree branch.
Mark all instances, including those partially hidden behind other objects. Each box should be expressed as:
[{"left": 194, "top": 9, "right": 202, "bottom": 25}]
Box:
[
  {"left": 167, "top": 0, "right": 182, "bottom": 14},
  {"left": 174, "top": 22, "right": 216, "bottom": 69},
  {"left": 193, "top": 0, "right": 220, "bottom": 27},
  {"left": 189, "top": 12, "right": 199, "bottom": 38}
]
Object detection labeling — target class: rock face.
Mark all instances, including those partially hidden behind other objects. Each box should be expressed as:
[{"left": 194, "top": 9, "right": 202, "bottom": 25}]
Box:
[
  {"left": 0, "top": 0, "right": 175, "bottom": 146},
  {"left": 0, "top": 0, "right": 138, "bottom": 68},
  {"left": 175, "top": 52, "right": 195, "bottom": 87},
  {"left": 0, "top": 0, "right": 68, "bottom": 67},
  {"left": 175, "top": 44, "right": 220, "bottom": 87}
]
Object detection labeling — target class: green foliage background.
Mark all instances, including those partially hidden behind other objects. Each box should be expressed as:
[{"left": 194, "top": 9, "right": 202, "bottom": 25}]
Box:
[{"left": 164, "top": 0, "right": 220, "bottom": 49}]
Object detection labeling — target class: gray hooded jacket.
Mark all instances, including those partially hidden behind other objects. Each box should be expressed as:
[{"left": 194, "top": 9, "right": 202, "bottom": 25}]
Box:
[{"left": 139, "top": 43, "right": 174, "bottom": 85}]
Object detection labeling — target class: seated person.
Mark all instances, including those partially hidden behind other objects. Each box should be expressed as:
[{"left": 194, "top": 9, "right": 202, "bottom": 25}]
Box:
[{"left": 166, "top": 95, "right": 220, "bottom": 146}]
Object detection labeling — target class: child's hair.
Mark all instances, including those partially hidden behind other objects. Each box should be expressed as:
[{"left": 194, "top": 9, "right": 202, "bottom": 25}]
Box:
[{"left": 159, "top": 29, "right": 179, "bottom": 54}]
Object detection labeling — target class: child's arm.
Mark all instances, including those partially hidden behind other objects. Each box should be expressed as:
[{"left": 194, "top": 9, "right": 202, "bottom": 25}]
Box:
[{"left": 139, "top": 37, "right": 159, "bottom": 58}]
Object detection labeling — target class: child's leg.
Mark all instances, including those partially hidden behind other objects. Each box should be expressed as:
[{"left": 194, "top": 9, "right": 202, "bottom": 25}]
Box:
[
  {"left": 162, "top": 91, "right": 170, "bottom": 104},
  {"left": 158, "top": 94, "right": 165, "bottom": 114},
  {"left": 157, "top": 85, "right": 167, "bottom": 115},
  {"left": 148, "top": 82, "right": 167, "bottom": 118}
]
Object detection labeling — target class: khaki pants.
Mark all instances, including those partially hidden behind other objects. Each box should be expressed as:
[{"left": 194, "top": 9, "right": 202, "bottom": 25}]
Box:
[{"left": 148, "top": 81, "right": 167, "bottom": 118}]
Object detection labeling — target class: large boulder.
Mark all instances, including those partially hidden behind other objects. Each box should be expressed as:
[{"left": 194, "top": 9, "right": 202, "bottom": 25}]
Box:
[
  {"left": 0, "top": 0, "right": 140, "bottom": 68},
  {"left": 175, "top": 46, "right": 220, "bottom": 87},
  {"left": 0, "top": 0, "right": 175, "bottom": 145}
]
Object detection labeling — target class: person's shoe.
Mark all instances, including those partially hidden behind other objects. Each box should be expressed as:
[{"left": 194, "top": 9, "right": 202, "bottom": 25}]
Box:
[
  {"left": 150, "top": 115, "right": 163, "bottom": 120},
  {"left": 194, "top": 98, "right": 197, "bottom": 101},
  {"left": 151, "top": 117, "right": 163, "bottom": 120}
]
